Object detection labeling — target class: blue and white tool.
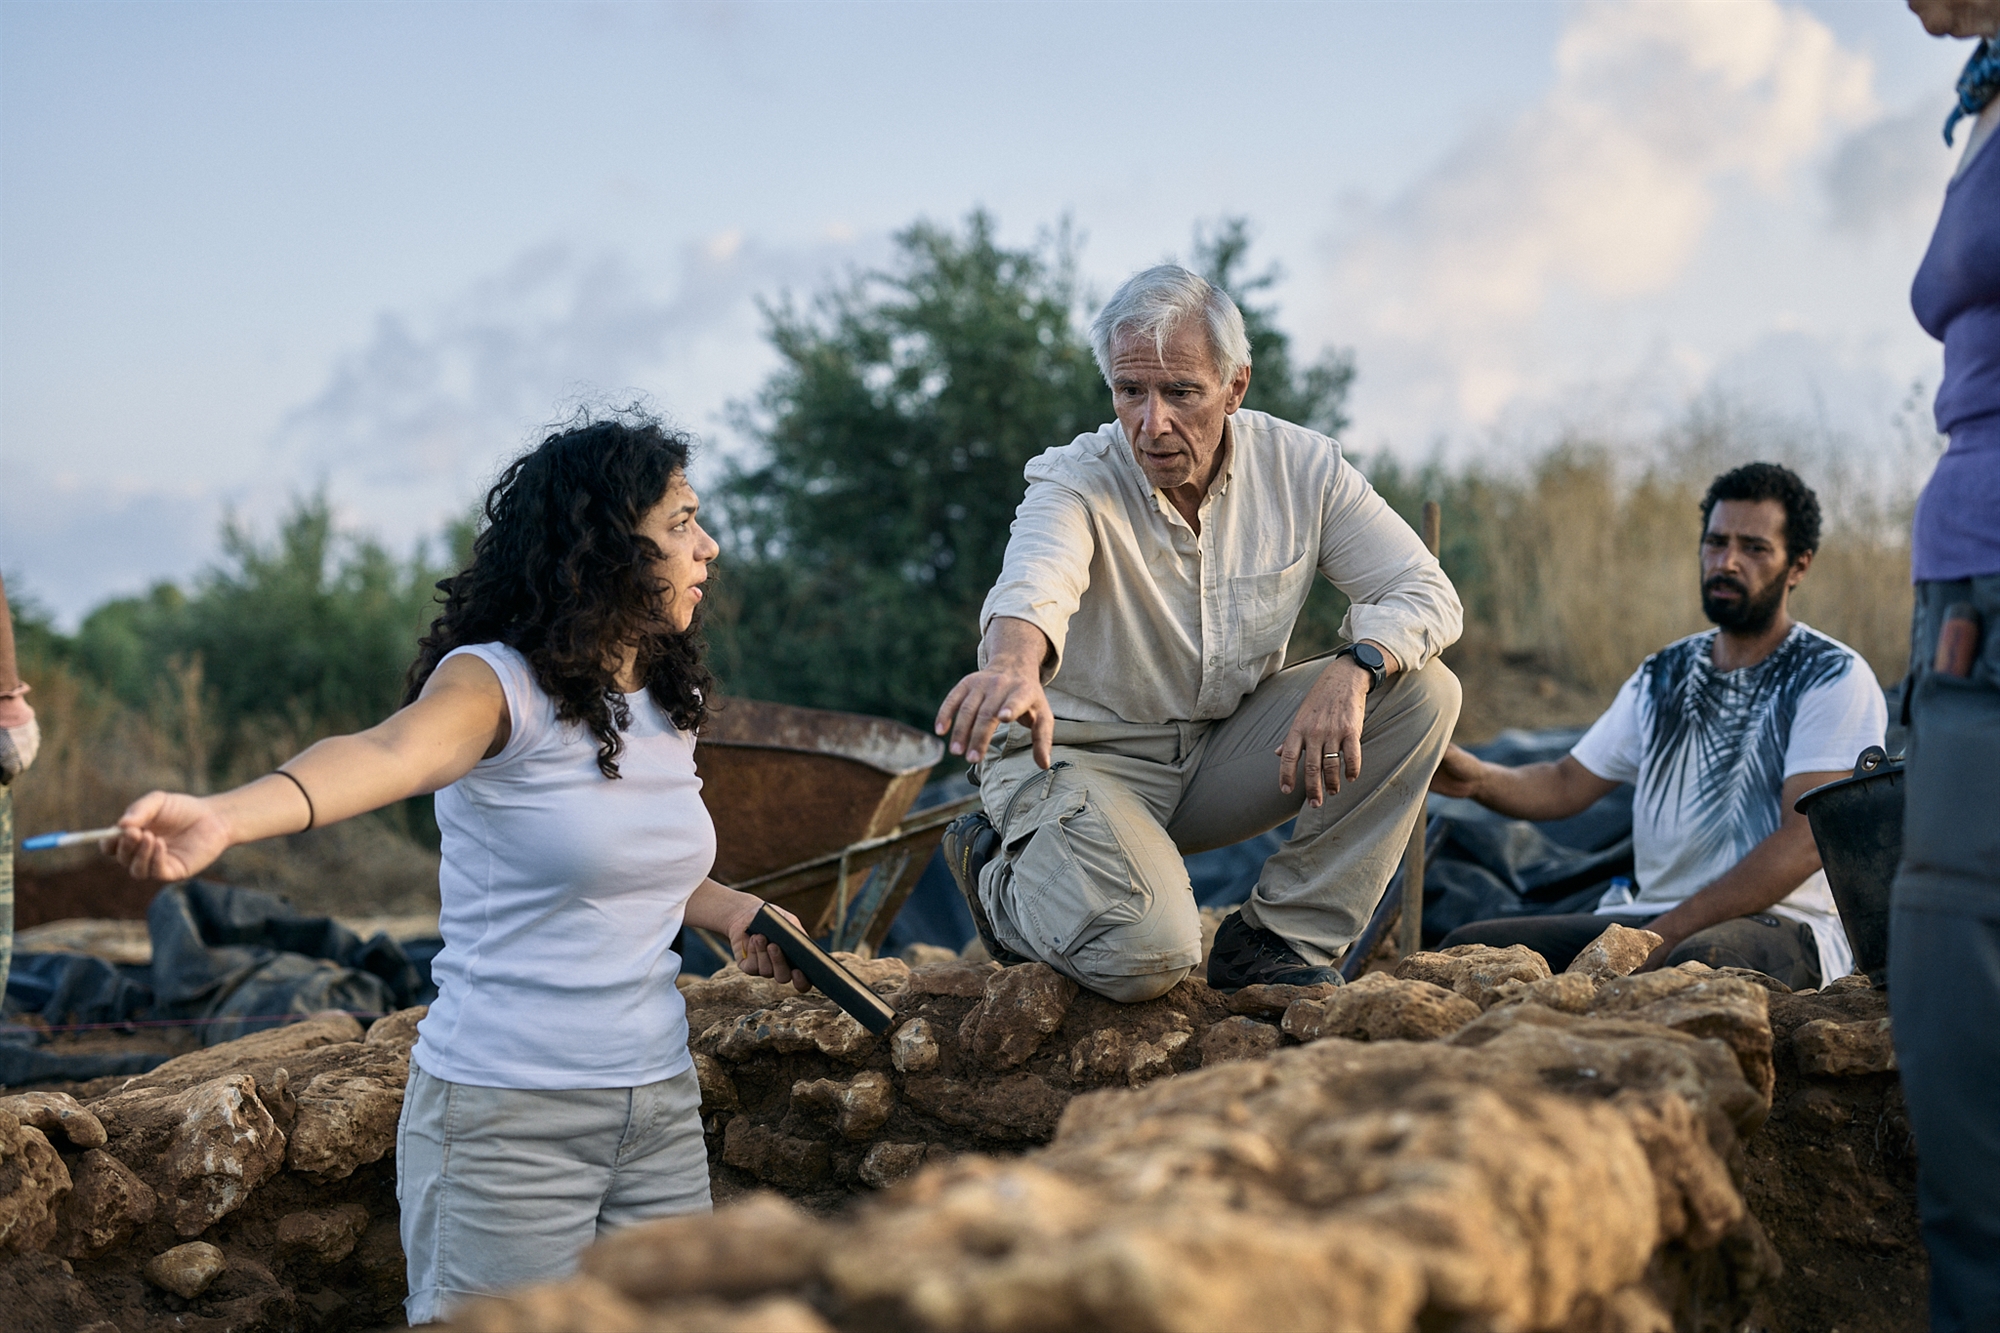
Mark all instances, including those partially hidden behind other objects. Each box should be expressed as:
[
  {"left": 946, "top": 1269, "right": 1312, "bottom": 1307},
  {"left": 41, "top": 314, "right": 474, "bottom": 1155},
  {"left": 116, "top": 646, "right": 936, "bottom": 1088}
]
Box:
[{"left": 20, "top": 826, "right": 121, "bottom": 852}]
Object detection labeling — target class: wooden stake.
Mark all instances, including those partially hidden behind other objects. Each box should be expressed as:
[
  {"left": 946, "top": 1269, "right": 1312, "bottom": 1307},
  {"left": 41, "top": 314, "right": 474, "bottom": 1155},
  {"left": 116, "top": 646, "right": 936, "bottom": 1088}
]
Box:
[{"left": 1398, "top": 500, "right": 1442, "bottom": 962}]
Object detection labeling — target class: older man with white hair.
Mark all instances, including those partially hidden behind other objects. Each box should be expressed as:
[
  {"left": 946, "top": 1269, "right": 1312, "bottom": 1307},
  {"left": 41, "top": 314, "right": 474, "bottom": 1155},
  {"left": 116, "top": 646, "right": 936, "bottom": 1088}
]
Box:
[{"left": 934, "top": 265, "right": 1463, "bottom": 1000}]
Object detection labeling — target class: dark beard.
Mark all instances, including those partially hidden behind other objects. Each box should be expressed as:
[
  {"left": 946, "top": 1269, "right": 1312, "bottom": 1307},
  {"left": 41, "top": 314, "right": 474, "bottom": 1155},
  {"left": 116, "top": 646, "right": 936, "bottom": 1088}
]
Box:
[{"left": 1701, "top": 574, "right": 1786, "bottom": 634}]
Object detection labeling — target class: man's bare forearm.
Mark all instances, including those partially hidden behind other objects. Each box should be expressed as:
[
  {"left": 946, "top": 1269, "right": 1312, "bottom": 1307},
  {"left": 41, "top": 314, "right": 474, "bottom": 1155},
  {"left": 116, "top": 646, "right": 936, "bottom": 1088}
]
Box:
[
  {"left": 1461, "top": 755, "right": 1617, "bottom": 821},
  {"left": 1645, "top": 825, "right": 1822, "bottom": 945}
]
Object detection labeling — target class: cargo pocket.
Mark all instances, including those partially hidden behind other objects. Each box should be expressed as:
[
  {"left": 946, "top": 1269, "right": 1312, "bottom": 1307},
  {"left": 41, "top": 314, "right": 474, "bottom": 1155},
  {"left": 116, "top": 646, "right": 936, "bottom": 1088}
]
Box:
[
  {"left": 1904, "top": 672, "right": 2000, "bottom": 885},
  {"left": 998, "top": 786, "right": 1144, "bottom": 961}
]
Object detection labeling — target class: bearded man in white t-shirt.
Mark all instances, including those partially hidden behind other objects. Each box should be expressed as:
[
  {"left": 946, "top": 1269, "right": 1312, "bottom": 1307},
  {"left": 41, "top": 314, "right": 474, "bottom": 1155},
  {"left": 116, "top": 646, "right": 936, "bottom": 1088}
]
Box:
[{"left": 1429, "top": 463, "right": 1886, "bottom": 989}]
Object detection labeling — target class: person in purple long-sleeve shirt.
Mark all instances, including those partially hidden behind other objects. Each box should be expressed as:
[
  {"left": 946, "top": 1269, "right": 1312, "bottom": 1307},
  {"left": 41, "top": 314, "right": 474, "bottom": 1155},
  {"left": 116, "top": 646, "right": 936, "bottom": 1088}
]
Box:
[{"left": 1894, "top": 5, "right": 2000, "bottom": 1330}]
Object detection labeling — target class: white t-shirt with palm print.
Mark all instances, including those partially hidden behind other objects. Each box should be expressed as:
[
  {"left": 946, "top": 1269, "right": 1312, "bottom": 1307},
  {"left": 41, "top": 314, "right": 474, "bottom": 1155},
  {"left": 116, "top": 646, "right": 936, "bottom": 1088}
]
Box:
[{"left": 1569, "top": 623, "right": 1887, "bottom": 982}]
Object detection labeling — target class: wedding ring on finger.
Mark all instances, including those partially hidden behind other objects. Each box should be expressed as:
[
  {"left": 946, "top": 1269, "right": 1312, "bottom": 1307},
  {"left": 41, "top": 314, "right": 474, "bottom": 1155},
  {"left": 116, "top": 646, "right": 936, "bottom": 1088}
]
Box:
[{"left": 1322, "top": 752, "right": 1341, "bottom": 765}]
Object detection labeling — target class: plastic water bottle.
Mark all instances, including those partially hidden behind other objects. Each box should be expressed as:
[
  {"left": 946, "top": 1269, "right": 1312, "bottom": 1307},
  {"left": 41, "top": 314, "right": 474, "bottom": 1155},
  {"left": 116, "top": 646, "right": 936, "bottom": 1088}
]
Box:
[{"left": 1598, "top": 875, "right": 1637, "bottom": 909}]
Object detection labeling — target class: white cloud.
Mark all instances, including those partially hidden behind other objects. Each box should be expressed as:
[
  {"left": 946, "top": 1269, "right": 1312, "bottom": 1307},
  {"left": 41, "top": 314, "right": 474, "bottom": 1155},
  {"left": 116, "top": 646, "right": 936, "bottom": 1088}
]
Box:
[
  {"left": 263, "top": 231, "right": 874, "bottom": 548},
  {"left": 1325, "top": 0, "right": 1893, "bottom": 441}
]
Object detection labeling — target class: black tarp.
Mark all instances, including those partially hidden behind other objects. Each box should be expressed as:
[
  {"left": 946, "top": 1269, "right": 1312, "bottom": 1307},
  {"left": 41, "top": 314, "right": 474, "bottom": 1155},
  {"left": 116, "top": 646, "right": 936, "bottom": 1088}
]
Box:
[{"left": 2, "top": 880, "right": 439, "bottom": 1087}]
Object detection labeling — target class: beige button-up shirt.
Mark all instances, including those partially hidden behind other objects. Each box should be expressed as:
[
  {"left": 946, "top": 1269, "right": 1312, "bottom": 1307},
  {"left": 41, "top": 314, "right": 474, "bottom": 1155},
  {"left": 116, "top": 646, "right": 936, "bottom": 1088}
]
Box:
[{"left": 979, "top": 409, "right": 1463, "bottom": 725}]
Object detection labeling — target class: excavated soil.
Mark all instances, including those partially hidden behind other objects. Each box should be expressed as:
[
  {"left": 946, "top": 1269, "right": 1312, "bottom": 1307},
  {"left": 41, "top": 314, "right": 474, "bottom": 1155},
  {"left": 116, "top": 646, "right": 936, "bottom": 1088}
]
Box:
[{"left": 0, "top": 938, "right": 1928, "bottom": 1333}]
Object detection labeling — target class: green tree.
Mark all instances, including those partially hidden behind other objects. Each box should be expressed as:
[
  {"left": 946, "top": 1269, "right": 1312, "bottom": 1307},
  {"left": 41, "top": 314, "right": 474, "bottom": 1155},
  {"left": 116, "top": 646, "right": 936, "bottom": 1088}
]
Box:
[
  {"left": 709, "top": 212, "right": 1107, "bottom": 724},
  {"left": 73, "top": 493, "right": 453, "bottom": 783}
]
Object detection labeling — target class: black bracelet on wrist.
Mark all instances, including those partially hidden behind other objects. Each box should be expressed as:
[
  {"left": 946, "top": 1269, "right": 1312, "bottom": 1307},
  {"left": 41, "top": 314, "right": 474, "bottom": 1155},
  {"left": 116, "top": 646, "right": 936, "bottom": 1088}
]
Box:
[{"left": 274, "top": 769, "right": 316, "bottom": 832}]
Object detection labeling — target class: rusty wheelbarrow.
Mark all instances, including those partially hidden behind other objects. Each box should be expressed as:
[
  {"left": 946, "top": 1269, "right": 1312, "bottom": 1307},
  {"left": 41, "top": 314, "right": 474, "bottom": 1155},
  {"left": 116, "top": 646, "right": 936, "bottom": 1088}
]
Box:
[{"left": 693, "top": 698, "right": 979, "bottom": 957}]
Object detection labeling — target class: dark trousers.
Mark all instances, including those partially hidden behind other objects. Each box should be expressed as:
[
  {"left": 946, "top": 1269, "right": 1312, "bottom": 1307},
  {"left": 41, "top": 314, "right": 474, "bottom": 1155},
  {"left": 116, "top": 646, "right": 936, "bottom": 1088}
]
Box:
[
  {"left": 1438, "top": 910, "right": 1823, "bottom": 990},
  {"left": 1891, "top": 576, "right": 2000, "bottom": 1333}
]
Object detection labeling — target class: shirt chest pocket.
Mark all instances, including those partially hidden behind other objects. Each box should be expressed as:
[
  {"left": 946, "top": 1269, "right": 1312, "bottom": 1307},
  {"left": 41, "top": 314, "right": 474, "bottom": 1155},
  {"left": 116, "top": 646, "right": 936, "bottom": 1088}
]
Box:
[{"left": 1226, "top": 547, "right": 1315, "bottom": 670}]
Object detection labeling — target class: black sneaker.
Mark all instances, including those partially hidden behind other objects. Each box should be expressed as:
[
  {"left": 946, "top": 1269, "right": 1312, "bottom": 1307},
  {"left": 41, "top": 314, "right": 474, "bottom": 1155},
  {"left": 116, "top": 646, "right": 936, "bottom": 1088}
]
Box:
[
  {"left": 942, "top": 810, "right": 1028, "bottom": 965},
  {"left": 1206, "top": 910, "right": 1344, "bottom": 991}
]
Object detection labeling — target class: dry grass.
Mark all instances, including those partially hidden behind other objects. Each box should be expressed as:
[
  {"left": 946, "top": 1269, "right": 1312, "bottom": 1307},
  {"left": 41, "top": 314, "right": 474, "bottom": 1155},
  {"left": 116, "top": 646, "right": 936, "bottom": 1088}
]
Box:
[{"left": 1430, "top": 428, "right": 1915, "bottom": 699}]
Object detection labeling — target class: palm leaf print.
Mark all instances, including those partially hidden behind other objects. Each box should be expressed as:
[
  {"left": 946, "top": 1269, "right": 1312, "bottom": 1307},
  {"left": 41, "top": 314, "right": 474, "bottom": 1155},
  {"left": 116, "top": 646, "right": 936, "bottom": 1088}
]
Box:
[{"left": 1638, "top": 628, "right": 1854, "bottom": 868}]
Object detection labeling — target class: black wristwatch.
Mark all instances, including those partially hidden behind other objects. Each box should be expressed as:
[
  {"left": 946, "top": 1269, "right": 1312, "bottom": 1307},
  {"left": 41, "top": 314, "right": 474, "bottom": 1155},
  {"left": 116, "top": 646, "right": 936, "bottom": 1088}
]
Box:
[{"left": 1335, "top": 641, "right": 1387, "bottom": 691}]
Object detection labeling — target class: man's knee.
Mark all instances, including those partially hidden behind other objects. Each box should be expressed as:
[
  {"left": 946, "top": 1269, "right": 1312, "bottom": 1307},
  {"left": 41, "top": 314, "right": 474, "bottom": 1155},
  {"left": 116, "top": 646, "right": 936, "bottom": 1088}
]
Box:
[
  {"left": 1397, "top": 658, "right": 1462, "bottom": 740},
  {"left": 1666, "top": 915, "right": 1821, "bottom": 990}
]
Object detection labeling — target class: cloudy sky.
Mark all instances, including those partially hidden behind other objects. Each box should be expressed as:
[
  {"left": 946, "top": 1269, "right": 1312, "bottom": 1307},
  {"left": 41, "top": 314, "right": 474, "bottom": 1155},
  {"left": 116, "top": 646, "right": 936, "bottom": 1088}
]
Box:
[{"left": 0, "top": 0, "right": 1977, "bottom": 624}]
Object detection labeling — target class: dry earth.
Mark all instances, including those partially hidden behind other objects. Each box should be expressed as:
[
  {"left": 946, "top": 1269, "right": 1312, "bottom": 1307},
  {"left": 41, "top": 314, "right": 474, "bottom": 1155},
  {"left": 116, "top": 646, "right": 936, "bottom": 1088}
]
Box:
[{"left": 0, "top": 923, "right": 1927, "bottom": 1333}]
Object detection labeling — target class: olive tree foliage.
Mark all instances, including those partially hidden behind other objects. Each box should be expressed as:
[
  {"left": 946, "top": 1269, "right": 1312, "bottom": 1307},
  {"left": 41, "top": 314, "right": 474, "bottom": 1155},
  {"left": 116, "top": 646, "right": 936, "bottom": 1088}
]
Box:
[
  {"left": 71, "top": 494, "right": 467, "bottom": 782},
  {"left": 707, "top": 211, "right": 1355, "bottom": 726}
]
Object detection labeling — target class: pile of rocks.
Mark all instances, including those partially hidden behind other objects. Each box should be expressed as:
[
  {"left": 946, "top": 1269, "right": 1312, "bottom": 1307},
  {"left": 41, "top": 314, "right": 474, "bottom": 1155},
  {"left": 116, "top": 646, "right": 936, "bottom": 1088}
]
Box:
[
  {"left": 0, "top": 1009, "right": 419, "bottom": 1330},
  {"left": 448, "top": 925, "right": 1805, "bottom": 1332},
  {"left": 0, "top": 923, "right": 1920, "bottom": 1332}
]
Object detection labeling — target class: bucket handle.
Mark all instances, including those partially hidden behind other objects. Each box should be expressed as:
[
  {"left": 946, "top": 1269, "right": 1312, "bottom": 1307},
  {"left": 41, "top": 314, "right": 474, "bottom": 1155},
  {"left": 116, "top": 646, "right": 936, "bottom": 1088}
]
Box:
[{"left": 1853, "top": 745, "right": 1889, "bottom": 778}]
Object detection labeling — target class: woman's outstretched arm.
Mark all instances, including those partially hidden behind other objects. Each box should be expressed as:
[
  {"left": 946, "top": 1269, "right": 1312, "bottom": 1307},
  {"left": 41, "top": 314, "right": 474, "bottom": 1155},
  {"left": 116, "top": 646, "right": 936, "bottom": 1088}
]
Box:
[{"left": 111, "top": 653, "right": 510, "bottom": 881}]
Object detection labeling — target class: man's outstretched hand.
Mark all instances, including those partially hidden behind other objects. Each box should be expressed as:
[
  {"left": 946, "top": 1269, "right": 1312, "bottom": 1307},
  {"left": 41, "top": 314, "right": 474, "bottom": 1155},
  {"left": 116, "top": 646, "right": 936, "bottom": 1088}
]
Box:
[{"left": 935, "top": 617, "right": 1056, "bottom": 768}]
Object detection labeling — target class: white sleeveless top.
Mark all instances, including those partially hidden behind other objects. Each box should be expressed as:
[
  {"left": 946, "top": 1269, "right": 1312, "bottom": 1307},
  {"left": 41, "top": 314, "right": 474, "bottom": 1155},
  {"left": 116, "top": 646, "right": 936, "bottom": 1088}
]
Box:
[{"left": 412, "top": 643, "right": 715, "bottom": 1089}]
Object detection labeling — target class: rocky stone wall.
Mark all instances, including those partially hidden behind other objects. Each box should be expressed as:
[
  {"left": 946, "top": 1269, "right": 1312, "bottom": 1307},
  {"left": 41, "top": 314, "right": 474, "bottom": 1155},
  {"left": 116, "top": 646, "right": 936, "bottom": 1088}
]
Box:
[
  {"left": 443, "top": 926, "right": 1883, "bottom": 1333},
  {"left": 0, "top": 925, "right": 1923, "bottom": 1333}
]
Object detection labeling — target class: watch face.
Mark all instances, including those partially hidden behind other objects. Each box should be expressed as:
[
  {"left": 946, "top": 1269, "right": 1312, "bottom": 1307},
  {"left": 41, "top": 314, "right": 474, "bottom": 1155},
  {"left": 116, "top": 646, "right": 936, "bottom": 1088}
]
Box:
[{"left": 1352, "top": 642, "right": 1385, "bottom": 672}]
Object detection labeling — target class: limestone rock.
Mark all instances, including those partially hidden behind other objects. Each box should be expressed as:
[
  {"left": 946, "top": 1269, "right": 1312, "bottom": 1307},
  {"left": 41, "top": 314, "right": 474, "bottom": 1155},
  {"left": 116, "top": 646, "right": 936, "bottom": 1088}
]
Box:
[
  {"left": 453, "top": 1280, "right": 833, "bottom": 1333},
  {"left": 155, "top": 1075, "right": 288, "bottom": 1235},
  {"left": 909, "top": 958, "right": 1003, "bottom": 997},
  {"left": 1492, "top": 972, "right": 1600, "bottom": 1014},
  {"left": 363, "top": 1005, "right": 427, "bottom": 1051},
  {"left": 858, "top": 1142, "right": 929, "bottom": 1190},
  {"left": 57, "top": 1150, "right": 156, "bottom": 1258},
  {"left": 144, "top": 1240, "right": 227, "bottom": 1299},
  {"left": 1589, "top": 971, "right": 1775, "bottom": 1103},
  {"left": 1124, "top": 1029, "right": 1191, "bottom": 1086},
  {"left": 1284, "top": 971, "right": 1481, "bottom": 1043},
  {"left": 1226, "top": 982, "right": 1339, "bottom": 1020},
  {"left": 1611, "top": 1091, "right": 1744, "bottom": 1249},
  {"left": 722, "top": 1119, "right": 831, "bottom": 1189},
  {"left": 681, "top": 965, "right": 807, "bottom": 1011},
  {"left": 890, "top": 1018, "right": 941, "bottom": 1073},
  {"left": 0, "top": 1112, "right": 71, "bottom": 1253},
  {"left": 1565, "top": 925, "right": 1664, "bottom": 983},
  {"left": 1069, "top": 1029, "right": 1128, "bottom": 1082},
  {"left": 958, "top": 964, "right": 1077, "bottom": 1070},
  {"left": 113, "top": 1011, "right": 363, "bottom": 1092},
  {"left": 714, "top": 999, "right": 877, "bottom": 1063},
  {"left": 1198, "top": 1016, "right": 1284, "bottom": 1066},
  {"left": 693, "top": 1053, "right": 741, "bottom": 1114},
  {"left": 1450, "top": 1004, "right": 1766, "bottom": 1140},
  {"left": 276, "top": 1203, "right": 371, "bottom": 1265},
  {"left": 791, "top": 1071, "right": 895, "bottom": 1141},
  {"left": 902, "top": 1073, "right": 1068, "bottom": 1141},
  {"left": 1792, "top": 1017, "right": 1897, "bottom": 1075},
  {"left": 1396, "top": 944, "right": 1552, "bottom": 1008},
  {"left": 0, "top": 1092, "right": 107, "bottom": 1148},
  {"left": 287, "top": 1063, "right": 405, "bottom": 1179},
  {"left": 829, "top": 952, "right": 912, "bottom": 1002},
  {"left": 582, "top": 1191, "right": 826, "bottom": 1300}
]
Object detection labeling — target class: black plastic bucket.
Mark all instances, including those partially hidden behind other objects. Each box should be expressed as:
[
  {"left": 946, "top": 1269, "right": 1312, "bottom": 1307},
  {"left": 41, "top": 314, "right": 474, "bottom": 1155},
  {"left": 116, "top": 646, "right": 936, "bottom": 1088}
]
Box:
[{"left": 1794, "top": 745, "right": 1904, "bottom": 985}]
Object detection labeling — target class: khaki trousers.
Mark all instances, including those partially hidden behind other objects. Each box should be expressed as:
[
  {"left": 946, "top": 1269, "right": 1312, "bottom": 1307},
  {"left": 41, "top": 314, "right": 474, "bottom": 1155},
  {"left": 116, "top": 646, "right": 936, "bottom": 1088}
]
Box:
[{"left": 975, "top": 657, "right": 1460, "bottom": 1002}]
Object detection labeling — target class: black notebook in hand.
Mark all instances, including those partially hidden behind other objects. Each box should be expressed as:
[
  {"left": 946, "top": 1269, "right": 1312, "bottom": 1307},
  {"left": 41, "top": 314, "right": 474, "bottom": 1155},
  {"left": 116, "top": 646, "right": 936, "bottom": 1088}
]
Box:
[{"left": 747, "top": 905, "right": 898, "bottom": 1034}]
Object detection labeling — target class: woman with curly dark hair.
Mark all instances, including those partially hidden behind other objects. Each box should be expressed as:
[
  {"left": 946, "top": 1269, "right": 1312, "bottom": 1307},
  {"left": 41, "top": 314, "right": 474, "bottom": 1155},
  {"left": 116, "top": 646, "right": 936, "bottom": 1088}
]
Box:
[{"left": 109, "top": 413, "right": 806, "bottom": 1323}]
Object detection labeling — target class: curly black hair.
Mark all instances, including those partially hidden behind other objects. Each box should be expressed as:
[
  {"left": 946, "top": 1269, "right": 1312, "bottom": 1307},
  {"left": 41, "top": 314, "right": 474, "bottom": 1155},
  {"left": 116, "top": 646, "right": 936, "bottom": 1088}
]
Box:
[
  {"left": 405, "top": 411, "right": 713, "bottom": 778},
  {"left": 1700, "top": 462, "right": 1822, "bottom": 563}
]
